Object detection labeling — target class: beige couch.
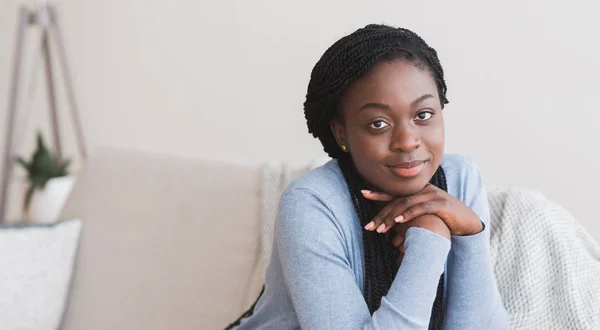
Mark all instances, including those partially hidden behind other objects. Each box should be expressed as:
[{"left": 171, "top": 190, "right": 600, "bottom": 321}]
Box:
[
  {"left": 58, "top": 147, "right": 262, "bottom": 330},
  {"left": 55, "top": 146, "right": 600, "bottom": 330}
]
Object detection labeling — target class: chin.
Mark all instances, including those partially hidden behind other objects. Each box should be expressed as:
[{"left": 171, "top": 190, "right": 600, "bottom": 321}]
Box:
[{"left": 381, "top": 180, "right": 428, "bottom": 197}]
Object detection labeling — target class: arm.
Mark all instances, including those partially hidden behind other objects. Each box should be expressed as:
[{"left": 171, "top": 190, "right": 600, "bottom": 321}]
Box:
[
  {"left": 442, "top": 162, "right": 509, "bottom": 329},
  {"left": 276, "top": 188, "right": 451, "bottom": 330}
]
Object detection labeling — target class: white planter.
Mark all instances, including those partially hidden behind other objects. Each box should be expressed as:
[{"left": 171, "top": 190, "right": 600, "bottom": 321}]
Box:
[{"left": 23, "top": 175, "right": 76, "bottom": 224}]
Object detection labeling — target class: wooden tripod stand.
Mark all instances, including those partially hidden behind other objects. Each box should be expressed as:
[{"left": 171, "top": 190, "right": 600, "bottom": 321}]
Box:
[{"left": 0, "top": 3, "right": 87, "bottom": 224}]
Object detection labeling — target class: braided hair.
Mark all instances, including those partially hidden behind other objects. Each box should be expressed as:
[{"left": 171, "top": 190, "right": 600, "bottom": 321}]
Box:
[
  {"left": 305, "top": 24, "right": 448, "bottom": 160},
  {"left": 225, "top": 24, "right": 449, "bottom": 330}
]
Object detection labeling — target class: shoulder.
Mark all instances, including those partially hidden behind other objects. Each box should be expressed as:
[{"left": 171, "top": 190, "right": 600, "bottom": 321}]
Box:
[
  {"left": 440, "top": 154, "right": 485, "bottom": 203},
  {"left": 276, "top": 159, "right": 356, "bottom": 237},
  {"left": 282, "top": 159, "right": 348, "bottom": 202},
  {"left": 440, "top": 153, "right": 480, "bottom": 174},
  {"left": 276, "top": 160, "right": 354, "bottom": 252}
]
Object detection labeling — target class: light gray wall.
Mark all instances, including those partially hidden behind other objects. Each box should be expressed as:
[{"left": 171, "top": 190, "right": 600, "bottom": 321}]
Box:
[{"left": 1, "top": 0, "right": 599, "bottom": 239}]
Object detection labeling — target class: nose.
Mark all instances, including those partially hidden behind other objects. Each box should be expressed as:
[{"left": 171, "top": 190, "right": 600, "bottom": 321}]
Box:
[{"left": 390, "top": 124, "right": 420, "bottom": 152}]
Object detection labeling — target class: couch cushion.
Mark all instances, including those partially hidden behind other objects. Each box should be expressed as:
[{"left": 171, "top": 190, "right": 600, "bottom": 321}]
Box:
[{"left": 59, "top": 147, "right": 261, "bottom": 330}]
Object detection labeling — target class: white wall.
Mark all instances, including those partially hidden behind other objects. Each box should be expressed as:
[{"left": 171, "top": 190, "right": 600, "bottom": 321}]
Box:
[{"left": 1, "top": 0, "right": 599, "bottom": 239}]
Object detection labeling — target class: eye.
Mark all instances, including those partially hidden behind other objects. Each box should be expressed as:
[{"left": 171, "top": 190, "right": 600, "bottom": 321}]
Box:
[
  {"left": 369, "top": 120, "right": 390, "bottom": 130},
  {"left": 415, "top": 111, "right": 434, "bottom": 121}
]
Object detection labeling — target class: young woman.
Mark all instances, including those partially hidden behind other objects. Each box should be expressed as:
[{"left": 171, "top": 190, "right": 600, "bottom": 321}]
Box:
[{"left": 227, "top": 24, "right": 508, "bottom": 329}]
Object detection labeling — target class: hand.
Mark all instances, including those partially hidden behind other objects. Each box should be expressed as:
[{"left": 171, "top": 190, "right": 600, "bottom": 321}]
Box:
[
  {"left": 389, "top": 214, "right": 451, "bottom": 266},
  {"left": 362, "top": 184, "right": 483, "bottom": 236}
]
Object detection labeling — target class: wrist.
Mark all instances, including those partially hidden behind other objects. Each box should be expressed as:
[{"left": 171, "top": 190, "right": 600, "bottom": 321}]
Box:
[
  {"left": 454, "top": 220, "right": 484, "bottom": 236},
  {"left": 409, "top": 214, "right": 451, "bottom": 240}
]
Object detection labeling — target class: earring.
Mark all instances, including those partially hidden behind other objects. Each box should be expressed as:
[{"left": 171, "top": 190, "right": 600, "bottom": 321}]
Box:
[{"left": 341, "top": 145, "right": 347, "bottom": 152}]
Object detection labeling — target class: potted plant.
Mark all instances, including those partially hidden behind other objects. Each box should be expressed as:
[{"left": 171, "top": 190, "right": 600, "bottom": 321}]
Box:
[{"left": 15, "top": 132, "right": 75, "bottom": 223}]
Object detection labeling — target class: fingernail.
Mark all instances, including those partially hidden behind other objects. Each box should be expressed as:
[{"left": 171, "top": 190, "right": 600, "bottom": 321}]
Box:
[
  {"left": 361, "top": 190, "right": 371, "bottom": 195},
  {"left": 364, "top": 222, "right": 375, "bottom": 230},
  {"left": 376, "top": 224, "right": 386, "bottom": 233},
  {"left": 394, "top": 215, "right": 404, "bottom": 223}
]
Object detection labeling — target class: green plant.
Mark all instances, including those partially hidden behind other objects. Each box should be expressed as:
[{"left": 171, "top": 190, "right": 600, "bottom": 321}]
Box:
[{"left": 15, "top": 132, "right": 71, "bottom": 212}]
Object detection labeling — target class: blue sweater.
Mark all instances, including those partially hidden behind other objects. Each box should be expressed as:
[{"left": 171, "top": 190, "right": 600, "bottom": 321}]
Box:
[{"left": 234, "top": 154, "right": 508, "bottom": 329}]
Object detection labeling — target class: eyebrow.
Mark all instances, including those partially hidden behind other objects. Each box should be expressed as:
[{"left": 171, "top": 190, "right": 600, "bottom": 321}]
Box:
[{"left": 358, "top": 93, "right": 436, "bottom": 112}]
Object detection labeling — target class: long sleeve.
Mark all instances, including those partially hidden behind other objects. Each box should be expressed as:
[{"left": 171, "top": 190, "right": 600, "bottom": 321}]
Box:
[
  {"left": 442, "top": 161, "right": 509, "bottom": 329},
  {"left": 276, "top": 188, "right": 451, "bottom": 330}
]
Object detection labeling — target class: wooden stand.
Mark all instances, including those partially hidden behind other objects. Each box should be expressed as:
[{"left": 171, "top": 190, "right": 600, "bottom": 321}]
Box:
[{"left": 0, "top": 4, "right": 87, "bottom": 224}]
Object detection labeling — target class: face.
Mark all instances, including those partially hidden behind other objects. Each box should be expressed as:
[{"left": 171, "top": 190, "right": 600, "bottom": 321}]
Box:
[{"left": 331, "top": 59, "right": 445, "bottom": 197}]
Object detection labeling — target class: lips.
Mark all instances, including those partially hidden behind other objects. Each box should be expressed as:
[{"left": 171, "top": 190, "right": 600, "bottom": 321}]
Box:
[
  {"left": 390, "top": 160, "right": 426, "bottom": 169},
  {"left": 388, "top": 160, "right": 427, "bottom": 178}
]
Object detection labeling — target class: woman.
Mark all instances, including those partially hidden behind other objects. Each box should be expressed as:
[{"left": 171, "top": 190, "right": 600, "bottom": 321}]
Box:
[{"left": 227, "top": 24, "right": 508, "bottom": 329}]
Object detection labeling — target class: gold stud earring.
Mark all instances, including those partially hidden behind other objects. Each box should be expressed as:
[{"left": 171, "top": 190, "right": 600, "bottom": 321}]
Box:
[{"left": 341, "top": 145, "right": 347, "bottom": 152}]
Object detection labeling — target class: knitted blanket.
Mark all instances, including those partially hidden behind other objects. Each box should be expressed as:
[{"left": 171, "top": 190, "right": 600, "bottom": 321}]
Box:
[
  {"left": 250, "top": 163, "right": 600, "bottom": 329},
  {"left": 487, "top": 186, "right": 600, "bottom": 329}
]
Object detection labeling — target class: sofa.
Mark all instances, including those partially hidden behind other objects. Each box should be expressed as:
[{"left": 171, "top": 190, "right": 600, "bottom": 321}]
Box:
[
  {"left": 58, "top": 147, "right": 263, "bottom": 330},
  {"left": 51, "top": 147, "right": 600, "bottom": 330}
]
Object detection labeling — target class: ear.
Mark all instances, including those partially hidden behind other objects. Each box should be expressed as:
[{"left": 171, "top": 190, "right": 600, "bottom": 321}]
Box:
[{"left": 330, "top": 119, "right": 348, "bottom": 149}]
